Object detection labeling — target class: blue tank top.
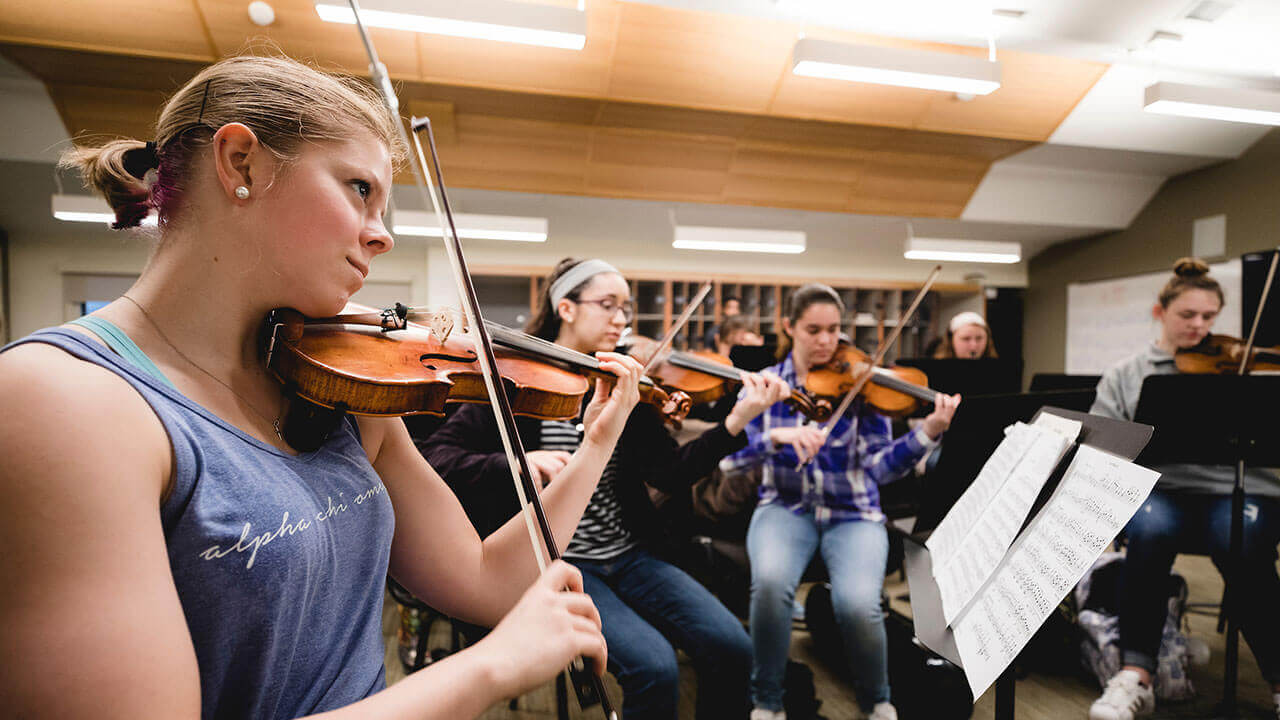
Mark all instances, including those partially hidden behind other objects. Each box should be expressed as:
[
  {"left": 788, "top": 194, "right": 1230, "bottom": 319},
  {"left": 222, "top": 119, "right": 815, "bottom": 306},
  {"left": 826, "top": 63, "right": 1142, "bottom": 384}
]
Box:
[{"left": 3, "top": 328, "right": 396, "bottom": 720}]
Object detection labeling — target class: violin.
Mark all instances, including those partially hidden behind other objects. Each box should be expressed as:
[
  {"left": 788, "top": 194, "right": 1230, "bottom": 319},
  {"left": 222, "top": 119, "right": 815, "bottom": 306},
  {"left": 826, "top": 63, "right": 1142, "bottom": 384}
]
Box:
[
  {"left": 262, "top": 305, "right": 692, "bottom": 423},
  {"left": 1175, "top": 334, "right": 1280, "bottom": 375},
  {"left": 804, "top": 342, "right": 939, "bottom": 418},
  {"left": 619, "top": 335, "right": 832, "bottom": 421}
]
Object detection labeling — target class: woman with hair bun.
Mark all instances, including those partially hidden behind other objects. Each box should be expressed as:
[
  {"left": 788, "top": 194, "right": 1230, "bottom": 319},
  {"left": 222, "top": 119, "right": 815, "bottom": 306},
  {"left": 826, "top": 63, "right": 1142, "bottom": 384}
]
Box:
[
  {"left": 1088, "top": 258, "right": 1280, "bottom": 720},
  {"left": 0, "top": 55, "right": 649, "bottom": 720}
]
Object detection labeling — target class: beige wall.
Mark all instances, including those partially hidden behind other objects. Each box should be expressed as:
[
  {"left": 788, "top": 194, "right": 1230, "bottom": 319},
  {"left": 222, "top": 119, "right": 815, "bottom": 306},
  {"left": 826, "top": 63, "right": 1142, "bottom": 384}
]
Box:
[{"left": 1025, "top": 127, "right": 1280, "bottom": 383}]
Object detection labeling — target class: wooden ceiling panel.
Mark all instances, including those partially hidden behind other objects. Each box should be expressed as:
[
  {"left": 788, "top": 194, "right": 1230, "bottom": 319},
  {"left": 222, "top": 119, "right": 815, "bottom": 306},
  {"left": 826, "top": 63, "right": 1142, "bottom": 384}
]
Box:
[
  {"left": 608, "top": 2, "right": 794, "bottom": 113},
  {"left": 403, "top": 83, "right": 603, "bottom": 127},
  {"left": 415, "top": 0, "right": 620, "bottom": 98},
  {"left": 589, "top": 128, "right": 736, "bottom": 173},
  {"left": 586, "top": 163, "right": 727, "bottom": 203},
  {"left": 721, "top": 173, "right": 854, "bottom": 213},
  {"left": 1, "top": 45, "right": 206, "bottom": 92},
  {"left": 449, "top": 114, "right": 590, "bottom": 180},
  {"left": 853, "top": 159, "right": 983, "bottom": 217},
  {"left": 197, "top": 0, "right": 419, "bottom": 79},
  {"left": 593, "top": 102, "right": 752, "bottom": 141},
  {"left": 0, "top": 0, "right": 212, "bottom": 60},
  {"left": 916, "top": 49, "right": 1108, "bottom": 141},
  {"left": 49, "top": 84, "right": 169, "bottom": 141},
  {"left": 729, "top": 143, "right": 860, "bottom": 185}
]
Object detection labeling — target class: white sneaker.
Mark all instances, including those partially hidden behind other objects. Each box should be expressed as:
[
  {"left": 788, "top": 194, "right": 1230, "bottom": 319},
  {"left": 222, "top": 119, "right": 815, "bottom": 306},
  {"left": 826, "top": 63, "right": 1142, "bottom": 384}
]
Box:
[
  {"left": 1089, "top": 670, "right": 1155, "bottom": 720},
  {"left": 750, "top": 708, "right": 785, "bottom": 720},
  {"left": 867, "top": 702, "right": 897, "bottom": 720}
]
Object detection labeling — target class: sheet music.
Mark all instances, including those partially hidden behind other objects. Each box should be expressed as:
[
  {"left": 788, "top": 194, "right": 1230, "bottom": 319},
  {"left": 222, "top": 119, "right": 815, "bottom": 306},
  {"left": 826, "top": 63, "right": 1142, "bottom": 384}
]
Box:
[
  {"left": 951, "top": 445, "right": 1161, "bottom": 699},
  {"left": 1033, "top": 411, "right": 1083, "bottom": 444},
  {"left": 933, "top": 426, "right": 1070, "bottom": 624},
  {"left": 925, "top": 422, "right": 1039, "bottom": 567}
]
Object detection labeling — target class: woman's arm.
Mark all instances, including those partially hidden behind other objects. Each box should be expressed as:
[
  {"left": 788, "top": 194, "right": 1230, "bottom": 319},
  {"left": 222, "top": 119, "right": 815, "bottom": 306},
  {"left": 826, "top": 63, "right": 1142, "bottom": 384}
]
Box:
[
  {"left": 0, "top": 344, "right": 200, "bottom": 719},
  {"left": 856, "top": 394, "right": 958, "bottom": 485},
  {"left": 710, "top": 372, "right": 793, "bottom": 475},
  {"left": 369, "top": 355, "right": 643, "bottom": 628},
  {"left": 1, "top": 345, "right": 579, "bottom": 720}
]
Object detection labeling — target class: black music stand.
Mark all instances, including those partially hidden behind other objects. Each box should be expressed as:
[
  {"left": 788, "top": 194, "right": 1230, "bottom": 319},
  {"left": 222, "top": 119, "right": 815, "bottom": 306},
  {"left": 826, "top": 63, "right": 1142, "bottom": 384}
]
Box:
[
  {"left": 1134, "top": 374, "right": 1280, "bottom": 719},
  {"left": 901, "top": 407, "right": 1153, "bottom": 720}
]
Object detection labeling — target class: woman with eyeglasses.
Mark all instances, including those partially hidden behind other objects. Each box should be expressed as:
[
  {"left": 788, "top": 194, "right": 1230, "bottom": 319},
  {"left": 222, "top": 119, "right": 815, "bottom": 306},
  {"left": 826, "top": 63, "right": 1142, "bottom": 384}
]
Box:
[{"left": 421, "top": 257, "right": 791, "bottom": 720}]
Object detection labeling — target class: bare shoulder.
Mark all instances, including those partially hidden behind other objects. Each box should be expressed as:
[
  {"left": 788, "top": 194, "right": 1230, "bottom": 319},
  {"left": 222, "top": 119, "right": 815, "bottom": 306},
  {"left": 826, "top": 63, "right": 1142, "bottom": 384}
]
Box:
[
  {"left": 0, "top": 341, "right": 198, "bottom": 715},
  {"left": 0, "top": 340, "right": 171, "bottom": 497}
]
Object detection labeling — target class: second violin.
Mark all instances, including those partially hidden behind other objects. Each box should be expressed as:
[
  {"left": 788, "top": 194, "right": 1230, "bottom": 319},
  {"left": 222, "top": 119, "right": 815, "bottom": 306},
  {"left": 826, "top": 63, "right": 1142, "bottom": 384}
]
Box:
[
  {"left": 804, "top": 342, "right": 939, "bottom": 418},
  {"left": 619, "top": 334, "right": 832, "bottom": 421}
]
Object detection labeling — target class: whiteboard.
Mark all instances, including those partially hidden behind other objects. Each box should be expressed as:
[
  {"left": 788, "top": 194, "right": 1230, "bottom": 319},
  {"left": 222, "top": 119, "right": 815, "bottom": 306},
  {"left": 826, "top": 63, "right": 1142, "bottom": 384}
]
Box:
[{"left": 1065, "top": 261, "right": 1241, "bottom": 374}]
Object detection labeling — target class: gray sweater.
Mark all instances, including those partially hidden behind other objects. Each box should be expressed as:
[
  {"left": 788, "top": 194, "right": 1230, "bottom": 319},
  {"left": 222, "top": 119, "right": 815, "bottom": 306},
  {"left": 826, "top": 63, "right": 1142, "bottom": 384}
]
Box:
[{"left": 1090, "top": 343, "right": 1280, "bottom": 496}]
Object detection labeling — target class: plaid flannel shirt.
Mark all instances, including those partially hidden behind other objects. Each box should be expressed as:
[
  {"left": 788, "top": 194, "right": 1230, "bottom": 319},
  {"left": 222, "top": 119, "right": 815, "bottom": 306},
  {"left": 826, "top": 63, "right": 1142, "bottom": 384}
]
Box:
[{"left": 720, "top": 354, "right": 938, "bottom": 524}]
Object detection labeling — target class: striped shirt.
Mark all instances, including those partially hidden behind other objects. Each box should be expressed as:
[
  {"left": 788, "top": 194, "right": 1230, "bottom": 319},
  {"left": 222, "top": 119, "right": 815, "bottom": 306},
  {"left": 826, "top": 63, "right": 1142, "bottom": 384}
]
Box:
[
  {"left": 720, "top": 353, "right": 937, "bottom": 524},
  {"left": 540, "top": 420, "right": 636, "bottom": 561}
]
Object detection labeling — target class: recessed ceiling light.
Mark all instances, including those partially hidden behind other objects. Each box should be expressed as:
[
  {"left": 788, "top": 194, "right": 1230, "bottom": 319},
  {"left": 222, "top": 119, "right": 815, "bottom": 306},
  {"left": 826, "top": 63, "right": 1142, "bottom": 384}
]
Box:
[
  {"left": 1186, "top": 0, "right": 1234, "bottom": 23},
  {"left": 314, "top": 0, "right": 587, "bottom": 50},
  {"left": 673, "top": 226, "right": 806, "bottom": 254},
  {"left": 791, "top": 37, "right": 1001, "bottom": 95},
  {"left": 392, "top": 211, "right": 548, "bottom": 242}
]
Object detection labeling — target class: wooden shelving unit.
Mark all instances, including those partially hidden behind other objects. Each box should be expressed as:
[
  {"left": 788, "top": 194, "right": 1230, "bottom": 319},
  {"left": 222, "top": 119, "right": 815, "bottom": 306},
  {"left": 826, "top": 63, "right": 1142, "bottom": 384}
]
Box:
[{"left": 468, "top": 265, "right": 981, "bottom": 362}]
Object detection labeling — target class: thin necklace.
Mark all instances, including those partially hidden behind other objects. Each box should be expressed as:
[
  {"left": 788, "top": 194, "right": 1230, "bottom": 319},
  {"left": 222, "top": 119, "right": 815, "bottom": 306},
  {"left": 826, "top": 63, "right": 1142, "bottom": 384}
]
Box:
[{"left": 119, "top": 294, "right": 285, "bottom": 442}]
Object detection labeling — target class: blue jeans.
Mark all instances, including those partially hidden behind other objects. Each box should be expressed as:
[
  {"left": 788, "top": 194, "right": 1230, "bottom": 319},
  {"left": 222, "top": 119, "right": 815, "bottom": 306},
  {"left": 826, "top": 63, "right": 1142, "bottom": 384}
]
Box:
[
  {"left": 572, "top": 547, "right": 751, "bottom": 720},
  {"left": 1119, "top": 490, "right": 1280, "bottom": 683},
  {"left": 747, "top": 503, "right": 890, "bottom": 712}
]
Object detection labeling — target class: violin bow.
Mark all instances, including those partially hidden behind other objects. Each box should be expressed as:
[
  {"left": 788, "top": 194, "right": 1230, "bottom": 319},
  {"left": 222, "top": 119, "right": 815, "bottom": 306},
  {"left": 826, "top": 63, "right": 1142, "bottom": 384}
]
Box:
[
  {"left": 1239, "top": 247, "right": 1280, "bottom": 375},
  {"left": 640, "top": 281, "right": 713, "bottom": 376},
  {"left": 796, "top": 265, "right": 941, "bottom": 470},
  {"left": 343, "top": 3, "right": 616, "bottom": 717}
]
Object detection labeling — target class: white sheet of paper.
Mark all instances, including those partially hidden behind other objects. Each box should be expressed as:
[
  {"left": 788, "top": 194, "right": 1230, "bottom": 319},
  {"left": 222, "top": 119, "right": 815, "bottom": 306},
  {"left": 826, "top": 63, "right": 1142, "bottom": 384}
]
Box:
[
  {"left": 934, "top": 426, "right": 1070, "bottom": 624},
  {"left": 1033, "top": 411, "right": 1083, "bottom": 444},
  {"left": 926, "top": 422, "right": 1039, "bottom": 567},
  {"left": 951, "top": 445, "right": 1161, "bottom": 700}
]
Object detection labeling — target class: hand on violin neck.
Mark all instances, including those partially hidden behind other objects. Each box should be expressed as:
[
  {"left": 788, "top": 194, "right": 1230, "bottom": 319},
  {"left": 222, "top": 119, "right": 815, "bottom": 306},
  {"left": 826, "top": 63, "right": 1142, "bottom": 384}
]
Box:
[
  {"left": 581, "top": 352, "right": 643, "bottom": 450},
  {"left": 725, "top": 371, "right": 791, "bottom": 436},
  {"left": 921, "top": 392, "right": 961, "bottom": 439}
]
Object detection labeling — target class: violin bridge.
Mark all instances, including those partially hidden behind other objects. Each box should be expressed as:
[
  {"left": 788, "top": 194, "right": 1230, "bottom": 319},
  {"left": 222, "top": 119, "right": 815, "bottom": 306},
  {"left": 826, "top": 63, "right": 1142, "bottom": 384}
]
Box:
[{"left": 419, "top": 310, "right": 455, "bottom": 343}]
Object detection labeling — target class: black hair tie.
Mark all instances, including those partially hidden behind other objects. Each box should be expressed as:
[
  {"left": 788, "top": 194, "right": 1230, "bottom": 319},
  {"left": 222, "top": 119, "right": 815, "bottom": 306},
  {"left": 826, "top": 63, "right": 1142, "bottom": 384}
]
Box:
[{"left": 122, "top": 141, "right": 159, "bottom": 180}]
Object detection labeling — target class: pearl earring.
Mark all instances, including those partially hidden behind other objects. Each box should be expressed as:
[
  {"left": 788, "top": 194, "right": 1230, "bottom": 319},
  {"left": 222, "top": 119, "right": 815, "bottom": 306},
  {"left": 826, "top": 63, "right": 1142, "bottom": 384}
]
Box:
[{"left": 235, "top": 186, "right": 250, "bottom": 200}]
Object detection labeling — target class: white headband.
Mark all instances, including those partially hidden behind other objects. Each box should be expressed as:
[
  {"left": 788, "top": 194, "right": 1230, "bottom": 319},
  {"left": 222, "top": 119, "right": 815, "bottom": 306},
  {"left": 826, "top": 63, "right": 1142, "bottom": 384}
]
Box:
[
  {"left": 549, "top": 259, "right": 620, "bottom": 305},
  {"left": 949, "top": 311, "right": 988, "bottom": 333}
]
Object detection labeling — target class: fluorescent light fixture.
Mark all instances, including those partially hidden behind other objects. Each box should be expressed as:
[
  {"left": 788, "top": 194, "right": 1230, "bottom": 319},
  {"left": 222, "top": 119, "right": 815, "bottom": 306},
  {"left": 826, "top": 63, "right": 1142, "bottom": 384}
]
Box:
[
  {"left": 393, "top": 211, "right": 548, "bottom": 242},
  {"left": 673, "top": 226, "right": 806, "bottom": 255},
  {"left": 904, "top": 237, "right": 1020, "bottom": 264},
  {"left": 314, "top": 0, "right": 586, "bottom": 50},
  {"left": 1147, "top": 30, "right": 1183, "bottom": 51},
  {"left": 1144, "top": 82, "right": 1280, "bottom": 126},
  {"left": 52, "top": 194, "right": 156, "bottom": 227},
  {"left": 791, "top": 37, "right": 1001, "bottom": 95}
]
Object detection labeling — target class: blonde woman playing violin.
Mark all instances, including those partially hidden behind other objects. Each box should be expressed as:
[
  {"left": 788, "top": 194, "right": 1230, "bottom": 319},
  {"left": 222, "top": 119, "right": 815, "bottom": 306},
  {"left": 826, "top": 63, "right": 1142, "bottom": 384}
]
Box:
[{"left": 0, "top": 55, "right": 649, "bottom": 720}]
